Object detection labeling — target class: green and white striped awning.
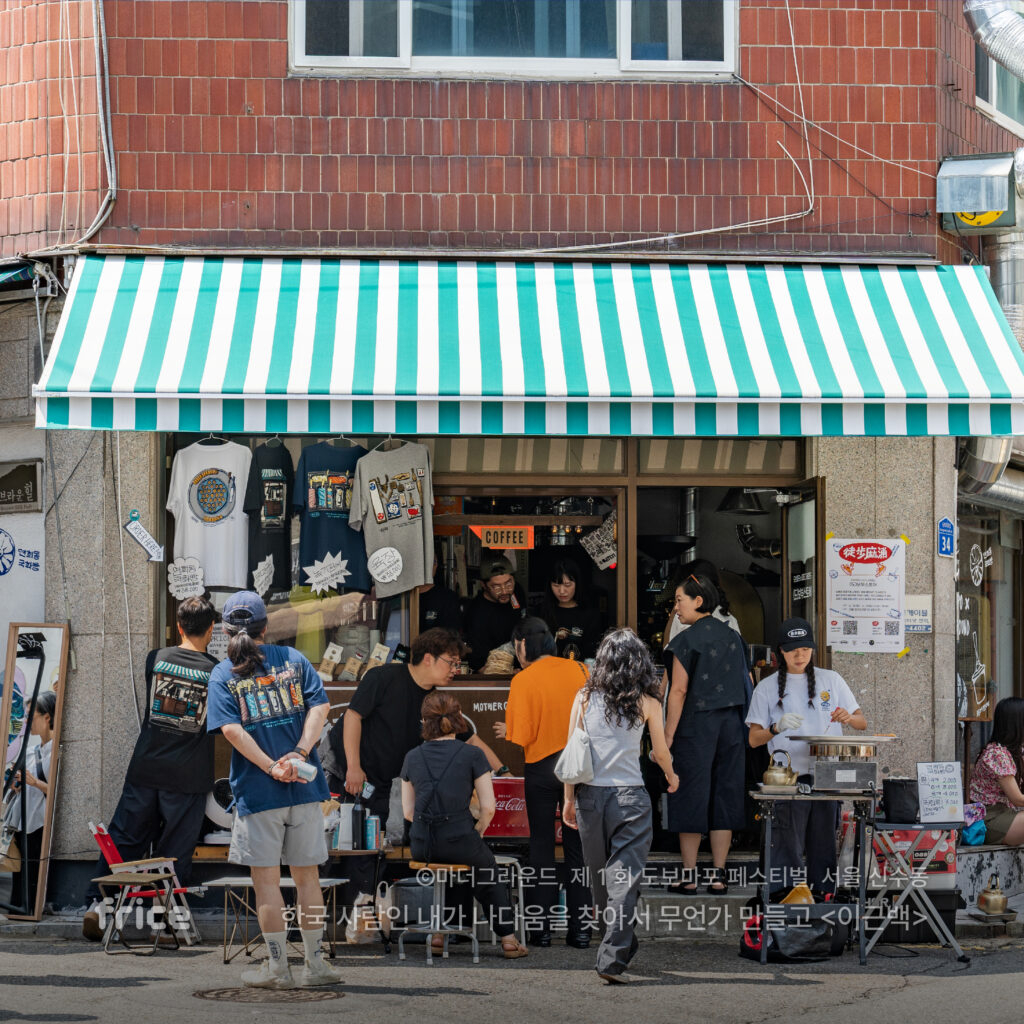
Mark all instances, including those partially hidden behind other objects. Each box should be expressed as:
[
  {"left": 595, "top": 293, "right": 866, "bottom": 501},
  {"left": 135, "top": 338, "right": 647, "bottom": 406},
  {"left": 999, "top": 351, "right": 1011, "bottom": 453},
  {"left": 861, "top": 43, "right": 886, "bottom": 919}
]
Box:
[{"left": 34, "top": 254, "right": 1024, "bottom": 436}]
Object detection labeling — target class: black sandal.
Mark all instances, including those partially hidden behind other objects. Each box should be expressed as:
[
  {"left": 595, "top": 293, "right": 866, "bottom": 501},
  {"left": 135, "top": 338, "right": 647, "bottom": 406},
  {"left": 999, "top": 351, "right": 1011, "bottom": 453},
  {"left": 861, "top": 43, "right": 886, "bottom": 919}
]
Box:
[
  {"left": 707, "top": 867, "right": 729, "bottom": 894},
  {"left": 667, "top": 869, "right": 699, "bottom": 895}
]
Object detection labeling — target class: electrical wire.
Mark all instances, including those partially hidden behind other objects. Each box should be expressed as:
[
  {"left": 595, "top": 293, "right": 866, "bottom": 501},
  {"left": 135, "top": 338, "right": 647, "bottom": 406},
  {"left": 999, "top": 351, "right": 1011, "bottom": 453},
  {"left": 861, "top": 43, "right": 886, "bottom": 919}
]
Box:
[
  {"left": 45, "top": 433, "right": 77, "bottom": 674},
  {"left": 112, "top": 431, "right": 142, "bottom": 729}
]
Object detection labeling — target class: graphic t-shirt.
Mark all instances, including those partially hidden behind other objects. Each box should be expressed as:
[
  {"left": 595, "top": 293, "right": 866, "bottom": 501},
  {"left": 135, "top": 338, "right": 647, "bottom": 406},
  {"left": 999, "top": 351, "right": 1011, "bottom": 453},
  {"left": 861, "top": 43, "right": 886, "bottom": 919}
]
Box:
[
  {"left": 207, "top": 644, "right": 330, "bottom": 816},
  {"left": 292, "top": 442, "right": 370, "bottom": 592},
  {"left": 126, "top": 646, "right": 218, "bottom": 793},
  {"left": 547, "top": 605, "right": 603, "bottom": 661},
  {"left": 349, "top": 443, "right": 434, "bottom": 599},
  {"left": 167, "top": 440, "right": 252, "bottom": 589},
  {"left": 419, "top": 585, "right": 463, "bottom": 633},
  {"left": 745, "top": 667, "right": 858, "bottom": 774},
  {"left": 243, "top": 442, "right": 295, "bottom": 593}
]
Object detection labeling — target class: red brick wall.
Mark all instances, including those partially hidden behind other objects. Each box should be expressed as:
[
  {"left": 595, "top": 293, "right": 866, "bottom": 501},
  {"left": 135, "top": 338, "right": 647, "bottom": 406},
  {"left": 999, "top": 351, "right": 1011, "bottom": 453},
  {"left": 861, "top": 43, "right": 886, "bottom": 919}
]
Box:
[{"left": 1, "top": 0, "right": 1021, "bottom": 258}]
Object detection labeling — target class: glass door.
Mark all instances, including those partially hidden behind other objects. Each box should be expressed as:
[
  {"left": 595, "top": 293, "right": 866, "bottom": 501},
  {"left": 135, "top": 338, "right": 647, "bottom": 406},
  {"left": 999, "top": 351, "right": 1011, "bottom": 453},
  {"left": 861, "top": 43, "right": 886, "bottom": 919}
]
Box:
[{"left": 781, "top": 478, "right": 825, "bottom": 655}]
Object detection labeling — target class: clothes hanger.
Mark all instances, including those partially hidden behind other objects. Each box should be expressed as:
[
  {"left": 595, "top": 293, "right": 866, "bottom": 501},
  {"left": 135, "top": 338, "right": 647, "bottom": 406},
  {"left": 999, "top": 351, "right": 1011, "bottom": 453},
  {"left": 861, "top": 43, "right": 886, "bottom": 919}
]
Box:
[
  {"left": 197, "top": 432, "right": 228, "bottom": 446},
  {"left": 327, "top": 433, "right": 358, "bottom": 448},
  {"left": 370, "top": 434, "right": 409, "bottom": 453},
  {"left": 265, "top": 433, "right": 283, "bottom": 448}
]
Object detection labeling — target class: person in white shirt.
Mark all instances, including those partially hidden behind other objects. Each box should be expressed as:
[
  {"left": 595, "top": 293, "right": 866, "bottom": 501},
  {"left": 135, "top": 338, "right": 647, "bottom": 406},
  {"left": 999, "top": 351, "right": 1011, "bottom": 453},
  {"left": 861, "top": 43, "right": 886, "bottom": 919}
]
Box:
[
  {"left": 7, "top": 690, "right": 56, "bottom": 913},
  {"left": 745, "top": 618, "right": 866, "bottom": 899}
]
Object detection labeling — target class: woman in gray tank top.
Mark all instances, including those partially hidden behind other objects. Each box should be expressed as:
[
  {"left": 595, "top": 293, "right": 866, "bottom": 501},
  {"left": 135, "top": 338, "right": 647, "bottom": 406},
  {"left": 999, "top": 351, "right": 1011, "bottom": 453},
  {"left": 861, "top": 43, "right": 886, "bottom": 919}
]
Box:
[{"left": 562, "top": 629, "right": 678, "bottom": 984}]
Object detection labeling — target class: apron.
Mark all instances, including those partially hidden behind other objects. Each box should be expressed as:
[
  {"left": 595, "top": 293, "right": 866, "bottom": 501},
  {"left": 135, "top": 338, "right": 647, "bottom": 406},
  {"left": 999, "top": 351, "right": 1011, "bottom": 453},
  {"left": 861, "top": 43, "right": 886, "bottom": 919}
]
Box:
[{"left": 410, "top": 745, "right": 476, "bottom": 860}]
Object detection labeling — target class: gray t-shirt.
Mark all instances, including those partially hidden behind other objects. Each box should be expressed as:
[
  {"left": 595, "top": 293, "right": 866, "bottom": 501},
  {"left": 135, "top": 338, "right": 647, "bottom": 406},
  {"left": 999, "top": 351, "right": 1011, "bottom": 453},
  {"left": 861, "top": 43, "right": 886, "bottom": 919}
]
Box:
[{"left": 349, "top": 443, "right": 434, "bottom": 598}]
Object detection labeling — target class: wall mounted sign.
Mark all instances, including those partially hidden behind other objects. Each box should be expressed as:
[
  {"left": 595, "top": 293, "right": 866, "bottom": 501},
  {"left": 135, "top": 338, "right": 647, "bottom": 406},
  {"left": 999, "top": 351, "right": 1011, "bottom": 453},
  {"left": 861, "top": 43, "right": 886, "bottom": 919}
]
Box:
[
  {"left": 0, "top": 461, "right": 42, "bottom": 515},
  {"left": 468, "top": 525, "right": 534, "bottom": 549},
  {"left": 825, "top": 538, "right": 906, "bottom": 653}
]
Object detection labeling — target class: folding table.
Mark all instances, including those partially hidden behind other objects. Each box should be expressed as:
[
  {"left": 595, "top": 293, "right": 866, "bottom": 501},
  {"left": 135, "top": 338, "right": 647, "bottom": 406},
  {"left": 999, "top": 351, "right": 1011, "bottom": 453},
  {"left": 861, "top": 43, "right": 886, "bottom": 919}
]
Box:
[{"left": 863, "top": 820, "right": 970, "bottom": 964}]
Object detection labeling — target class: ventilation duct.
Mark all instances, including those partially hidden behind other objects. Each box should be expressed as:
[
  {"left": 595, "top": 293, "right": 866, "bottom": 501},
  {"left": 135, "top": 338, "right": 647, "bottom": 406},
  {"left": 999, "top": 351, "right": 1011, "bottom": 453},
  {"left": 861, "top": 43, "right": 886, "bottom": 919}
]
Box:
[
  {"left": 963, "top": 465, "right": 1024, "bottom": 513},
  {"left": 736, "top": 523, "right": 782, "bottom": 560},
  {"left": 965, "top": 1, "right": 1024, "bottom": 82},
  {"left": 983, "top": 233, "right": 1024, "bottom": 344},
  {"left": 958, "top": 436, "right": 1014, "bottom": 493}
]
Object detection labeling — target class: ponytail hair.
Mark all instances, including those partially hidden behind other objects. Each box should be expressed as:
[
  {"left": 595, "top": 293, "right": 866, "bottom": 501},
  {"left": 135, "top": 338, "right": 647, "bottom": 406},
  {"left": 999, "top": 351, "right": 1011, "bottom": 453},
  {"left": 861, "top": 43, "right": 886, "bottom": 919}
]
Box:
[
  {"left": 225, "top": 620, "right": 268, "bottom": 677},
  {"left": 774, "top": 645, "right": 816, "bottom": 709},
  {"left": 421, "top": 690, "right": 468, "bottom": 740}
]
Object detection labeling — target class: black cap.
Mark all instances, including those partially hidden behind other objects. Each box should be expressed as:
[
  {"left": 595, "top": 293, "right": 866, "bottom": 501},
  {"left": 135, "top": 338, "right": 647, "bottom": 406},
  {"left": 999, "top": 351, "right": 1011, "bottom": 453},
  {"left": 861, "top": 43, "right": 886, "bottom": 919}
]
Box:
[{"left": 778, "top": 617, "right": 815, "bottom": 652}]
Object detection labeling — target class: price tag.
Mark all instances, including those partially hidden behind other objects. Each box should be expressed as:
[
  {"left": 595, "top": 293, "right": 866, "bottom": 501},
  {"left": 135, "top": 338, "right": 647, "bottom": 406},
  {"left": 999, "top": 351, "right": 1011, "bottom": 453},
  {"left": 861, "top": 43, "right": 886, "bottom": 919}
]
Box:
[
  {"left": 252, "top": 554, "right": 274, "bottom": 597},
  {"left": 302, "top": 552, "right": 351, "bottom": 595},
  {"left": 167, "top": 557, "right": 205, "bottom": 599}
]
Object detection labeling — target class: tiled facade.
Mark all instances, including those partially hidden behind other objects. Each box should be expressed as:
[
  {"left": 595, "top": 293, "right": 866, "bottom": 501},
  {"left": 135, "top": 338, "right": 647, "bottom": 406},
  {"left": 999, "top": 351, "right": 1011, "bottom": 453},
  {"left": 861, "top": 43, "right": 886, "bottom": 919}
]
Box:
[{"left": 1, "top": 0, "right": 1021, "bottom": 258}]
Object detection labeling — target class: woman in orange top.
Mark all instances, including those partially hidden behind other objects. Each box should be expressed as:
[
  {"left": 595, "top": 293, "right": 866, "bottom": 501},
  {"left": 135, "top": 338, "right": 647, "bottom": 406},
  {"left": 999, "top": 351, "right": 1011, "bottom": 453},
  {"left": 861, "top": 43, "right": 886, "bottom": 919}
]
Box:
[{"left": 494, "top": 617, "right": 591, "bottom": 948}]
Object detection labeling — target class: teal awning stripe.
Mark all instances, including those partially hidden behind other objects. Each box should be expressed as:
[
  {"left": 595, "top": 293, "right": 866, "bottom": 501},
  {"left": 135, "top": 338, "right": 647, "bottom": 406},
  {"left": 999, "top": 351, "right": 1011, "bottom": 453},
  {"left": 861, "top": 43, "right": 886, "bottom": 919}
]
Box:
[{"left": 35, "top": 255, "right": 1024, "bottom": 437}]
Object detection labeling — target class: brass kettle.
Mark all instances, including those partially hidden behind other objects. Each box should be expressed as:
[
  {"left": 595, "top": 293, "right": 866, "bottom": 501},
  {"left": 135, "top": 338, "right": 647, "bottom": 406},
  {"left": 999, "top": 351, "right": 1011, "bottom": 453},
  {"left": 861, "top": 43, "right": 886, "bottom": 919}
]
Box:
[
  {"left": 978, "top": 874, "right": 1008, "bottom": 915},
  {"left": 763, "top": 750, "right": 799, "bottom": 787}
]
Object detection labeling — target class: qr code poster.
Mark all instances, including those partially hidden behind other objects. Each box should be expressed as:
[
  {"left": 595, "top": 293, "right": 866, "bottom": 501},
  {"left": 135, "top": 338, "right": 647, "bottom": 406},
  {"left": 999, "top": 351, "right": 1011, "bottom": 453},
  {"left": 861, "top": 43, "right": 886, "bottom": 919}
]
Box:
[{"left": 825, "top": 538, "right": 905, "bottom": 653}]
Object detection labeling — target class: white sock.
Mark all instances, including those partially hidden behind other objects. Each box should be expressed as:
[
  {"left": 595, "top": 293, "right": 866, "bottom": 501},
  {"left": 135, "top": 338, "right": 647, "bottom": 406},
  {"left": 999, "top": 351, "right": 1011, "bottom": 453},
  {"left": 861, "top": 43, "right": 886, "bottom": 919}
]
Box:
[
  {"left": 264, "top": 930, "right": 288, "bottom": 969},
  {"left": 300, "top": 927, "right": 324, "bottom": 964}
]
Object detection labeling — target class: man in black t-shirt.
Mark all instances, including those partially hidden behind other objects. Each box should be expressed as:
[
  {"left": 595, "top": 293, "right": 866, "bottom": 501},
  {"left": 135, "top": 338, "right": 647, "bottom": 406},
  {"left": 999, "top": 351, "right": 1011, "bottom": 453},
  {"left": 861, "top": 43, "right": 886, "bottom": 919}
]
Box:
[
  {"left": 463, "top": 556, "right": 526, "bottom": 670},
  {"left": 83, "top": 597, "right": 219, "bottom": 940}
]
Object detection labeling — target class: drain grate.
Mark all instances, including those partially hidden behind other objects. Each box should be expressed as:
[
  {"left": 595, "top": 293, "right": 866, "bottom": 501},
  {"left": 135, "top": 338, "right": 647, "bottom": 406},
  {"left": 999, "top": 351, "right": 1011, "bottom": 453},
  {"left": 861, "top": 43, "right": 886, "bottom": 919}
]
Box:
[{"left": 194, "top": 987, "right": 343, "bottom": 1003}]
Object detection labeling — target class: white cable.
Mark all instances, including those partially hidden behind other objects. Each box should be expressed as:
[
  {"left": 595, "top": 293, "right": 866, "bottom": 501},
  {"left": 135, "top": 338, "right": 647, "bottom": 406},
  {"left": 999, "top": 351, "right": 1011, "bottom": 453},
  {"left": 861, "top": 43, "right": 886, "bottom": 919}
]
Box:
[
  {"left": 114, "top": 431, "right": 142, "bottom": 729},
  {"left": 784, "top": 0, "right": 814, "bottom": 210},
  {"left": 735, "top": 73, "right": 938, "bottom": 180}
]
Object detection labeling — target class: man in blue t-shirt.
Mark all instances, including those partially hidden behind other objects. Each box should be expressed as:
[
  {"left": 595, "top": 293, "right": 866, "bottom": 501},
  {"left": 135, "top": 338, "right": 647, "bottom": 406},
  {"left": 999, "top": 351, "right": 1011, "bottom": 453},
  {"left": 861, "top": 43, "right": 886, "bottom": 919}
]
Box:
[{"left": 207, "top": 591, "right": 339, "bottom": 991}]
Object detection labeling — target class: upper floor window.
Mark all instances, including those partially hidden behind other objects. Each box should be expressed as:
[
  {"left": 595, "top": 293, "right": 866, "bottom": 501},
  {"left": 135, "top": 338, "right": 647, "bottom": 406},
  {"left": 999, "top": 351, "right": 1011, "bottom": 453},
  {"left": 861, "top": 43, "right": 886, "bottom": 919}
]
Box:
[
  {"left": 976, "top": 45, "right": 1024, "bottom": 138},
  {"left": 292, "top": 0, "right": 736, "bottom": 76}
]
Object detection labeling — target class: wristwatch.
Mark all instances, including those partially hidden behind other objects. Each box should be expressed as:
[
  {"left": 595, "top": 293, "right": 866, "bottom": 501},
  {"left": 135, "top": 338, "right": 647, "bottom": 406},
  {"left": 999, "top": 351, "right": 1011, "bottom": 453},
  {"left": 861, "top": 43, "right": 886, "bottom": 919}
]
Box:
[
  {"left": 493, "top": 764, "right": 511, "bottom": 777},
  {"left": 769, "top": 722, "right": 779, "bottom": 737}
]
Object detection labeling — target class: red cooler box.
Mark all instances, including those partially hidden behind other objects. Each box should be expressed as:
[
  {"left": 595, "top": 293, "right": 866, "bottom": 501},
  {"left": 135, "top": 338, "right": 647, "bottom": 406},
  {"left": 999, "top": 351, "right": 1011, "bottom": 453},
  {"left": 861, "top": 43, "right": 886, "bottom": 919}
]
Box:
[{"left": 840, "top": 812, "right": 957, "bottom": 889}]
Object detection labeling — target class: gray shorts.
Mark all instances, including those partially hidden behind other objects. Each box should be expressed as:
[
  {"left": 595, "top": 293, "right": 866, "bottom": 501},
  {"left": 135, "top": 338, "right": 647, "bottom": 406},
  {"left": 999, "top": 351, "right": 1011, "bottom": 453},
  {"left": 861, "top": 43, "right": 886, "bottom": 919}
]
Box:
[{"left": 229, "top": 802, "right": 328, "bottom": 867}]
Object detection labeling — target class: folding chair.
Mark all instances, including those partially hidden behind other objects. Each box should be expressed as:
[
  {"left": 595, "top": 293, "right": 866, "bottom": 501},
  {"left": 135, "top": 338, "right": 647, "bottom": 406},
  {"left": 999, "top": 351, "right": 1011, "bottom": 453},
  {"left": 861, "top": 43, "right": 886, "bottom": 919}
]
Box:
[{"left": 89, "top": 821, "right": 203, "bottom": 946}]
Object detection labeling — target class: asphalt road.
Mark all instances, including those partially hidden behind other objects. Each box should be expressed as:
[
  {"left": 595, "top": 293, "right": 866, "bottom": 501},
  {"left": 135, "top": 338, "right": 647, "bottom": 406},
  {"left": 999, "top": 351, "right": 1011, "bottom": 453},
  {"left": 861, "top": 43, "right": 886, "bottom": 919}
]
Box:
[{"left": 2, "top": 934, "right": 1022, "bottom": 1024}]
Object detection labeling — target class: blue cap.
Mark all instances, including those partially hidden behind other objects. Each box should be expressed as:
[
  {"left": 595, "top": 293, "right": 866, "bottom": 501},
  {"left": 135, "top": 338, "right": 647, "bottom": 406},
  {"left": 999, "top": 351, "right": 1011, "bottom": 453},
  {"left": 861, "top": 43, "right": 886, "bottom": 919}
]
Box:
[{"left": 222, "top": 591, "right": 267, "bottom": 629}]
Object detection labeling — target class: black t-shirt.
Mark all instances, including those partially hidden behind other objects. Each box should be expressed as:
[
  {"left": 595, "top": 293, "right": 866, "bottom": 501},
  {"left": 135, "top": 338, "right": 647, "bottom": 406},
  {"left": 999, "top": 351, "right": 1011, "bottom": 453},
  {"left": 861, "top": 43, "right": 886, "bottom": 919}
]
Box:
[
  {"left": 335, "top": 664, "right": 431, "bottom": 790},
  {"left": 463, "top": 591, "right": 524, "bottom": 670},
  {"left": 126, "top": 646, "right": 218, "bottom": 793},
  {"left": 419, "top": 585, "right": 463, "bottom": 633},
  {"left": 548, "top": 604, "right": 602, "bottom": 660},
  {"left": 243, "top": 442, "right": 295, "bottom": 592},
  {"left": 401, "top": 740, "right": 489, "bottom": 840},
  {"left": 664, "top": 615, "right": 748, "bottom": 715},
  {"left": 292, "top": 441, "right": 370, "bottom": 592}
]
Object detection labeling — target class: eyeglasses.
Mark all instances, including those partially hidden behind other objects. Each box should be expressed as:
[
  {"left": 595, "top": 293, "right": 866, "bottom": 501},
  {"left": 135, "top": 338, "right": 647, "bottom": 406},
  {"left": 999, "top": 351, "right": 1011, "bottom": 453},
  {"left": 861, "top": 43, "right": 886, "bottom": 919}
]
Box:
[
  {"left": 437, "top": 655, "right": 462, "bottom": 670},
  {"left": 486, "top": 579, "right": 516, "bottom": 593}
]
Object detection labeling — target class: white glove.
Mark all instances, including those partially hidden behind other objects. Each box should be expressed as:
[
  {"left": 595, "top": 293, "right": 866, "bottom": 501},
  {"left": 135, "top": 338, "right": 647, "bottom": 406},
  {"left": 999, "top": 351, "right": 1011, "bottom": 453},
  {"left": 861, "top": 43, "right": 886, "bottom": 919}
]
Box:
[{"left": 777, "top": 713, "right": 804, "bottom": 733}]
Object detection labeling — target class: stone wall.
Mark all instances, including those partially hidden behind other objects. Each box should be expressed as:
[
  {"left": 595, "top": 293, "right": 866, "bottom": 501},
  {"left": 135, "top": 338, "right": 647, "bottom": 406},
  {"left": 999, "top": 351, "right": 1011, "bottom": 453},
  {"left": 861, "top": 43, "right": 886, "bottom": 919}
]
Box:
[{"left": 814, "top": 436, "right": 958, "bottom": 777}]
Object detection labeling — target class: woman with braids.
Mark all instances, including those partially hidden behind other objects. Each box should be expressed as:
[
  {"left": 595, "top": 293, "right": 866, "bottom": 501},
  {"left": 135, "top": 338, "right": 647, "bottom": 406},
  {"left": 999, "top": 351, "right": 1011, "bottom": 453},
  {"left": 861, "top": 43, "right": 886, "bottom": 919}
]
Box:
[
  {"left": 663, "top": 573, "right": 751, "bottom": 894},
  {"left": 746, "top": 618, "right": 866, "bottom": 899},
  {"left": 563, "top": 629, "right": 677, "bottom": 984}
]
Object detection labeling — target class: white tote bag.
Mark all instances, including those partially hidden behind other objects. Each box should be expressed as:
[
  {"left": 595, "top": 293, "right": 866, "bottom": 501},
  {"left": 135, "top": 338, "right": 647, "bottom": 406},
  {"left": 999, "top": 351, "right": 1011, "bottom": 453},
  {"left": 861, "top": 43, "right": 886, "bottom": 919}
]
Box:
[{"left": 554, "top": 695, "right": 594, "bottom": 785}]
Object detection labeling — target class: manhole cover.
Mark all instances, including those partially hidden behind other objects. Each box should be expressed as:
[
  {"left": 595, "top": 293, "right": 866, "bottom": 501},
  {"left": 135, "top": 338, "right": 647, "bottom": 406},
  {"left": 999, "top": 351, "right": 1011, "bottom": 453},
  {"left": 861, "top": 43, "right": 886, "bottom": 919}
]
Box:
[{"left": 194, "top": 988, "right": 343, "bottom": 1003}]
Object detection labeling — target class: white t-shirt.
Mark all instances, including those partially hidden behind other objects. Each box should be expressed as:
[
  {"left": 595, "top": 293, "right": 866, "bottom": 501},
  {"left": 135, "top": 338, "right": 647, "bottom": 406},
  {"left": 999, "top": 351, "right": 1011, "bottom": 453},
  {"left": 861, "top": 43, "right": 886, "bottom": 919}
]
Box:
[
  {"left": 666, "top": 606, "right": 740, "bottom": 643},
  {"left": 167, "top": 441, "right": 252, "bottom": 589},
  {"left": 9, "top": 739, "right": 52, "bottom": 833},
  {"left": 745, "top": 667, "right": 859, "bottom": 774}
]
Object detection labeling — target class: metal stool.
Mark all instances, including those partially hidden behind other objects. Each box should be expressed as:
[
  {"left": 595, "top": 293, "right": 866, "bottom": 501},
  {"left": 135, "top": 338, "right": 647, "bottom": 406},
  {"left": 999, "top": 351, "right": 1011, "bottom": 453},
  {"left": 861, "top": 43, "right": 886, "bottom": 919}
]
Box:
[
  {"left": 492, "top": 854, "right": 526, "bottom": 946},
  {"left": 399, "top": 862, "right": 480, "bottom": 965}
]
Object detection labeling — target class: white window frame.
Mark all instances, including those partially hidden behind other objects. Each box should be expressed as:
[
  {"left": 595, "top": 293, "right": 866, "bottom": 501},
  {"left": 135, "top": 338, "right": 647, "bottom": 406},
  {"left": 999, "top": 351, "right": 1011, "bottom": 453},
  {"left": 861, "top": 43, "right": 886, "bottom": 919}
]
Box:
[
  {"left": 290, "top": 0, "right": 737, "bottom": 79},
  {"left": 976, "top": 49, "right": 1024, "bottom": 141}
]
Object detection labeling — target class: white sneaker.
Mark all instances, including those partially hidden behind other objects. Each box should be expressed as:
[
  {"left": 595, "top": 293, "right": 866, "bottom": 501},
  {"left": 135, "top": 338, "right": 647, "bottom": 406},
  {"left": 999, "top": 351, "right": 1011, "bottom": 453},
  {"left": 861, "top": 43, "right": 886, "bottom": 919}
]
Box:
[
  {"left": 299, "top": 957, "right": 344, "bottom": 987},
  {"left": 241, "top": 961, "right": 295, "bottom": 990},
  {"left": 82, "top": 903, "right": 103, "bottom": 942}
]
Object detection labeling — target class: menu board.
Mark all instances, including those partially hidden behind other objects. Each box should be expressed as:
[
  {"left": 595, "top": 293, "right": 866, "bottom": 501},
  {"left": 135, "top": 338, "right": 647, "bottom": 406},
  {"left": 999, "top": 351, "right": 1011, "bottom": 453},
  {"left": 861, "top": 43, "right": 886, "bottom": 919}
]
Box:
[{"left": 916, "top": 761, "right": 964, "bottom": 824}]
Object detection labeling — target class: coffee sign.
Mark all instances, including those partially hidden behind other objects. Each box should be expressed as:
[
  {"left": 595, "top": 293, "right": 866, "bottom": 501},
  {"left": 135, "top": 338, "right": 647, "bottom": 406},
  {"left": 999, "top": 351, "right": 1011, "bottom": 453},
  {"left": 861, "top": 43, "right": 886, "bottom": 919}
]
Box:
[{"left": 469, "top": 525, "right": 535, "bottom": 549}]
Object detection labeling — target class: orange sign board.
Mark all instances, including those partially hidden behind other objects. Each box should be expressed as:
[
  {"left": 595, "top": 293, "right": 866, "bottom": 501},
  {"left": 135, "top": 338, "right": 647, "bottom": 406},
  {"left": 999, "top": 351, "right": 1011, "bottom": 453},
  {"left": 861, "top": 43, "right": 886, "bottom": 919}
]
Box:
[{"left": 469, "top": 525, "right": 535, "bottom": 549}]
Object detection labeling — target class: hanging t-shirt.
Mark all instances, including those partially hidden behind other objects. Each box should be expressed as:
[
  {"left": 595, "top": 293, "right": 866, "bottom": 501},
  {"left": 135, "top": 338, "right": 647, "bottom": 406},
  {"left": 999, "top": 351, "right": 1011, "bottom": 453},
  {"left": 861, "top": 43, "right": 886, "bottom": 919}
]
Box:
[
  {"left": 349, "top": 443, "right": 434, "bottom": 599},
  {"left": 167, "top": 440, "right": 252, "bottom": 589},
  {"left": 206, "top": 644, "right": 330, "bottom": 817},
  {"left": 745, "top": 667, "right": 859, "bottom": 774},
  {"left": 243, "top": 442, "right": 295, "bottom": 593},
  {"left": 125, "top": 646, "right": 218, "bottom": 794},
  {"left": 292, "top": 441, "right": 370, "bottom": 593}
]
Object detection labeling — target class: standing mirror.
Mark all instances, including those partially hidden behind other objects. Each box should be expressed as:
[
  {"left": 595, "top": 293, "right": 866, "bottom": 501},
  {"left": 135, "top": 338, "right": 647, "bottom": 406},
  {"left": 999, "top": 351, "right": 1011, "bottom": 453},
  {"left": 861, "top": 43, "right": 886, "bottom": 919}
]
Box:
[{"left": 1, "top": 623, "right": 70, "bottom": 920}]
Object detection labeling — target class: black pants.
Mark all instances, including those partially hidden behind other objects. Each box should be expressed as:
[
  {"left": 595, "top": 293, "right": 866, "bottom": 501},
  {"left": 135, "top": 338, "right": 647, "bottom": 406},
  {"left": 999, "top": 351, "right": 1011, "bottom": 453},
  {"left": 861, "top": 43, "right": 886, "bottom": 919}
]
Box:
[
  {"left": 86, "top": 782, "right": 206, "bottom": 902},
  {"left": 523, "top": 752, "right": 590, "bottom": 934},
  {"left": 768, "top": 784, "right": 840, "bottom": 898},
  {"left": 8, "top": 827, "right": 44, "bottom": 914},
  {"left": 667, "top": 707, "right": 746, "bottom": 833},
  {"left": 410, "top": 828, "right": 516, "bottom": 938}
]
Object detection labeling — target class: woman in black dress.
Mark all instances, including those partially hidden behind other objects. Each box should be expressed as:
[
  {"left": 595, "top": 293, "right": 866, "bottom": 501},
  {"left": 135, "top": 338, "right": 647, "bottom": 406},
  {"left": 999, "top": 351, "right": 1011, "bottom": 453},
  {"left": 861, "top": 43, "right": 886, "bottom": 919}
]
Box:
[
  {"left": 542, "top": 558, "right": 602, "bottom": 661},
  {"left": 401, "top": 691, "right": 527, "bottom": 958}
]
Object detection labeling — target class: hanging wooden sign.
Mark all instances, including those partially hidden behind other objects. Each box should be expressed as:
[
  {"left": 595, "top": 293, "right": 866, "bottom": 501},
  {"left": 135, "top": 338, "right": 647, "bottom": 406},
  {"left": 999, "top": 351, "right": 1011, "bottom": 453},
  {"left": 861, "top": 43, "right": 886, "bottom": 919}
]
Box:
[{"left": 468, "top": 525, "right": 534, "bottom": 549}]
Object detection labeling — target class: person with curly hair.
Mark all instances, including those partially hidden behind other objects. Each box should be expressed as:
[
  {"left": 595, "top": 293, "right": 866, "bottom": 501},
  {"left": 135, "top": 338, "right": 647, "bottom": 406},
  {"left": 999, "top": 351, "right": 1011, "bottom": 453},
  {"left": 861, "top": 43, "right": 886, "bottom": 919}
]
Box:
[
  {"left": 746, "top": 618, "right": 866, "bottom": 898},
  {"left": 563, "top": 629, "right": 677, "bottom": 984}
]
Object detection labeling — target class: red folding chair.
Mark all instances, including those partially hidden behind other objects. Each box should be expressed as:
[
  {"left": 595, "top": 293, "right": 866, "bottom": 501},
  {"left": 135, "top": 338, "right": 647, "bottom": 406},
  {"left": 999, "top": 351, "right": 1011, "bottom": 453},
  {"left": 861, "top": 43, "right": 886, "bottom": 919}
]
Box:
[{"left": 89, "top": 821, "right": 204, "bottom": 946}]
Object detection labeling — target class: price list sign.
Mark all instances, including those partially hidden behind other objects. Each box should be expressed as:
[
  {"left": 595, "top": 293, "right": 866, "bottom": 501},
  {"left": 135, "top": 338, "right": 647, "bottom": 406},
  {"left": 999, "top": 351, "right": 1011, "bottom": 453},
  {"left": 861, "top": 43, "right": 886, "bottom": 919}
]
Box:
[{"left": 916, "top": 762, "right": 964, "bottom": 824}]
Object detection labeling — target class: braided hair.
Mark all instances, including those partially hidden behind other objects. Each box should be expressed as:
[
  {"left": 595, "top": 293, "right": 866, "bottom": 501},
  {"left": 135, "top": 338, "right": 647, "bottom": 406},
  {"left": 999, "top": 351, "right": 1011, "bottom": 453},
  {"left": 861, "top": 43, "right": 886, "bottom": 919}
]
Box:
[{"left": 774, "top": 644, "right": 816, "bottom": 710}]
